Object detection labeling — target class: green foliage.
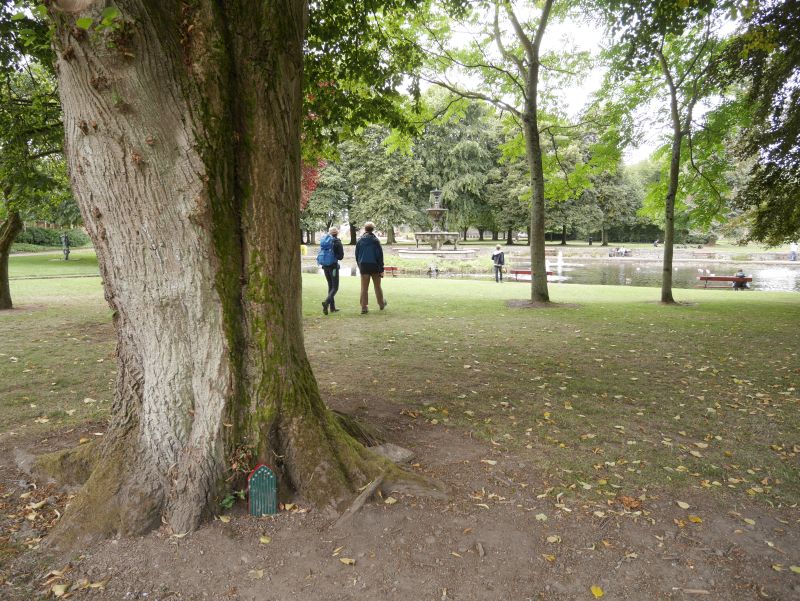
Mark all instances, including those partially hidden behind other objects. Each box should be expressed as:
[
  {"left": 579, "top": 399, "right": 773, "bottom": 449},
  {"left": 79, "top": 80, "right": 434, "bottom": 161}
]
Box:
[
  {"left": 219, "top": 489, "right": 245, "bottom": 510},
  {"left": 724, "top": 0, "right": 800, "bottom": 244},
  {"left": 15, "top": 226, "right": 90, "bottom": 247}
]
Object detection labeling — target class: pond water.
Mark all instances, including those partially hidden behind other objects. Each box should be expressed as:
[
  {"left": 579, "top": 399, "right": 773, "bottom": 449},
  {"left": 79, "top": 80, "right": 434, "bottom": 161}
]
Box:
[{"left": 304, "top": 261, "right": 800, "bottom": 293}]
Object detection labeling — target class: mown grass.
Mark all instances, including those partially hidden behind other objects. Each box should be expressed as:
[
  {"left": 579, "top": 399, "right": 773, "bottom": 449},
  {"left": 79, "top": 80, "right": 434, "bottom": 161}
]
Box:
[
  {"left": 8, "top": 249, "right": 100, "bottom": 279},
  {"left": 2, "top": 272, "right": 798, "bottom": 509}
]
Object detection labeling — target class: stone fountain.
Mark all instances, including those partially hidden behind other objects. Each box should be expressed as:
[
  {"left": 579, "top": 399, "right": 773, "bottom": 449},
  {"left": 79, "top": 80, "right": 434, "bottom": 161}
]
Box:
[
  {"left": 398, "top": 190, "right": 475, "bottom": 258},
  {"left": 414, "top": 190, "right": 461, "bottom": 250}
]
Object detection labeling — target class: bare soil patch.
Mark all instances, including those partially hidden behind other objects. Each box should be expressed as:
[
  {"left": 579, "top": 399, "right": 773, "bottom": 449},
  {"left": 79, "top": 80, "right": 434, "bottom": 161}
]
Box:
[{"left": 1, "top": 401, "right": 798, "bottom": 601}]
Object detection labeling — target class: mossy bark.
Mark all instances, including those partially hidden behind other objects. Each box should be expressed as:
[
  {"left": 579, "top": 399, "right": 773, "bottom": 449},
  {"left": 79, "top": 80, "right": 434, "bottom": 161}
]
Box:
[
  {"left": 0, "top": 209, "right": 22, "bottom": 310},
  {"left": 47, "top": 0, "right": 396, "bottom": 548}
]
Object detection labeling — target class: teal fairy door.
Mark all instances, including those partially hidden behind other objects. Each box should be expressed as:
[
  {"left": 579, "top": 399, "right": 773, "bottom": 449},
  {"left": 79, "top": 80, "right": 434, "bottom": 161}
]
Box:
[{"left": 248, "top": 464, "right": 277, "bottom": 516}]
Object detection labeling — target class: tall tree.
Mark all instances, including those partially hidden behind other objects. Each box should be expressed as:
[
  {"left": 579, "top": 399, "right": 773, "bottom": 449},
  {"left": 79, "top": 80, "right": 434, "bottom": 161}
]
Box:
[
  {"left": 599, "top": 0, "right": 732, "bottom": 303},
  {"left": 0, "top": 19, "right": 65, "bottom": 310},
  {"left": 726, "top": 0, "right": 800, "bottom": 244},
  {"left": 37, "top": 0, "right": 437, "bottom": 547},
  {"left": 424, "top": 0, "right": 567, "bottom": 302}
]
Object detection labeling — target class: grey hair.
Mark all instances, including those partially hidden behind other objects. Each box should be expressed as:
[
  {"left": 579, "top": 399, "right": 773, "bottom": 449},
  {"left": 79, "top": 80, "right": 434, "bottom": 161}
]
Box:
[{"left": 328, "top": 226, "right": 339, "bottom": 235}]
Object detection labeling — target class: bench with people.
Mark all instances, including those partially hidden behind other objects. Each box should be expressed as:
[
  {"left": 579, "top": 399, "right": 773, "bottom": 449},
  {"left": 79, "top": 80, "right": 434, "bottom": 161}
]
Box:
[{"left": 697, "top": 269, "right": 752, "bottom": 289}]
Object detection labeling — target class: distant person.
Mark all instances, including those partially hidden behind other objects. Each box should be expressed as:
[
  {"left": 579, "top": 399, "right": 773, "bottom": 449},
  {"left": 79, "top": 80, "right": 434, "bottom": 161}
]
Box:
[
  {"left": 653, "top": 239, "right": 660, "bottom": 247},
  {"left": 491, "top": 244, "right": 505, "bottom": 282},
  {"left": 355, "top": 221, "right": 386, "bottom": 314},
  {"left": 588, "top": 235, "right": 593, "bottom": 246},
  {"left": 317, "top": 226, "right": 344, "bottom": 315},
  {"left": 790, "top": 241, "right": 798, "bottom": 261},
  {"left": 733, "top": 268, "right": 749, "bottom": 290}
]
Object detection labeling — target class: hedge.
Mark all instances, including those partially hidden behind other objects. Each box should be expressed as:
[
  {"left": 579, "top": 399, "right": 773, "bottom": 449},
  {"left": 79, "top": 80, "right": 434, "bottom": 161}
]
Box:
[{"left": 15, "top": 226, "right": 92, "bottom": 247}]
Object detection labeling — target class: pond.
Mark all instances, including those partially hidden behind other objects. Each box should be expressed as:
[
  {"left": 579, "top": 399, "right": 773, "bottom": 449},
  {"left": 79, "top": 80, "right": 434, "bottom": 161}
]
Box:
[{"left": 305, "top": 260, "right": 800, "bottom": 293}]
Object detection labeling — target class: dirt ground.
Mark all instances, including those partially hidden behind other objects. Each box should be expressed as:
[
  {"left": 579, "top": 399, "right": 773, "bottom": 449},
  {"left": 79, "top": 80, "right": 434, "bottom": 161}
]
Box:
[{"left": 2, "top": 395, "right": 799, "bottom": 601}]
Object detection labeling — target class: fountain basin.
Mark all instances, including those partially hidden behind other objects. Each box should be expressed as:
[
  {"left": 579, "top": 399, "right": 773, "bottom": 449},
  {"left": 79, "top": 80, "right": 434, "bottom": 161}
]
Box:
[{"left": 413, "top": 231, "right": 462, "bottom": 250}]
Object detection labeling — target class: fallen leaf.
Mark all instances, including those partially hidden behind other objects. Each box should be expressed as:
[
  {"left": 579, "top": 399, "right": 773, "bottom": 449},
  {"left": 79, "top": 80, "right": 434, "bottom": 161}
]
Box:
[
  {"left": 259, "top": 535, "right": 271, "bottom": 544},
  {"left": 248, "top": 569, "right": 264, "bottom": 579},
  {"left": 542, "top": 554, "right": 556, "bottom": 562},
  {"left": 789, "top": 566, "right": 800, "bottom": 574},
  {"left": 218, "top": 515, "right": 231, "bottom": 523},
  {"left": 51, "top": 584, "right": 69, "bottom": 597},
  {"left": 591, "top": 585, "right": 604, "bottom": 598},
  {"left": 546, "top": 535, "right": 561, "bottom": 544},
  {"left": 688, "top": 515, "right": 703, "bottom": 523},
  {"left": 480, "top": 459, "right": 497, "bottom": 466},
  {"left": 78, "top": 437, "right": 90, "bottom": 444},
  {"left": 619, "top": 496, "right": 642, "bottom": 510},
  {"left": 676, "top": 501, "right": 690, "bottom": 509},
  {"left": 535, "top": 513, "right": 548, "bottom": 522},
  {"left": 772, "top": 564, "right": 783, "bottom": 571},
  {"left": 339, "top": 558, "right": 355, "bottom": 565},
  {"left": 743, "top": 518, "right": 756, "bottom": 525},
  {"left": 384, "top": 497, "right": 398, "bottom": 505}
]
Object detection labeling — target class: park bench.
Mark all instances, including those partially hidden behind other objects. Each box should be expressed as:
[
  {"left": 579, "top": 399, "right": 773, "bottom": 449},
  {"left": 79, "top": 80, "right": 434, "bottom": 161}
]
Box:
[
  {"left": 384, "top": 266, "right": 399, "bottom": 277},
  {"left": 697, "top": 275, "right": 752, "bottom": 289},
  {"left": 509, "top": 269, "right": 555, "bottom": 280}
]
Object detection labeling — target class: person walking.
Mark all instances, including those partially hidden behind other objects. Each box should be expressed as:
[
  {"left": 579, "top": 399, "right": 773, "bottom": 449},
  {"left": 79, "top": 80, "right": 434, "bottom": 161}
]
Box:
[
  {"left": 355, "top": 221, "right": 386, "bottom": 314},
  {"left": 317, "top": 226, "right": 344, "bottom": 315},
  {"left": 491, "top": 244, "right": 505, "bottom": 282},
  {"left": 790, "top": 241, "right": 798, "bottom": 261}
]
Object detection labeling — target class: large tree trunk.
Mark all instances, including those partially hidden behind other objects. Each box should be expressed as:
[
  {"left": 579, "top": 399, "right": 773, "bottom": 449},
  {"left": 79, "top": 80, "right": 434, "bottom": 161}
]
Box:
[
  {"left": 506, "top": 228, "right": 514, "bottom": 245},
  {"left": 491, "top": 230, "right": 498, "bottom": 241},
  {"left": 0, "top": 209, "right": 23, "bottom": 310},
  {"left": 560, "top": 224, "right": 567, "bottom": 245},
  {"left": 349, "top": 222, "right": 358, "bottom": 245},
  {"left": 48, "top": 0, "right": 387, "bottom": 548},
  {"left": 462, "top": 227, "right": 468, "bottom": 241},
  {"left": 601, "top": 223, "right": 608, "bottom": 246},
  {"left": 477, "top": 228, "right": 484, "bottom": 241},
  {"left": 386, "top": 225, "right": 396, "bottom": 245}
]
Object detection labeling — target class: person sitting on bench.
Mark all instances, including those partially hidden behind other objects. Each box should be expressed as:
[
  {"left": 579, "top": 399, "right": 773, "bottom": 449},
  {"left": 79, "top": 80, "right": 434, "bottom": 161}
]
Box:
[{"left": 732, "top": 268, "right": 749, "bottom": 290}]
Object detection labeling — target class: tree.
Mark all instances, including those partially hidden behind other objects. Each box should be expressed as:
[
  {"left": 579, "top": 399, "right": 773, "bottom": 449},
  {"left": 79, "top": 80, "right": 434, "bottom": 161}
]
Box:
[
  {"left": 0, "top": 3, "right": 67, "bottom": 309},
  {"left": 600, "top": 0, "right": 732, "bottom": 303},
  {"left": 726, "top": 0, "right": 800, "bottom": 244},
  {"left": 424, "top": 0, "right": 566, "bottom": 302},
  {"left": 38, "top": 0, "right": 438, "bottom": 547}
]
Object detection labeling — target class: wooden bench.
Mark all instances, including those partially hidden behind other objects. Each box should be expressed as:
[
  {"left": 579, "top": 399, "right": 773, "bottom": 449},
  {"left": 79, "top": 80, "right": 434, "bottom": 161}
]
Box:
[
  {"left": 697, "top": 275, "right": 752, "bottom": 289},
  {"left": 509, "top": 269, "right": 555, "bottom": 280},
  {"left": 384, "top": 266, "right": 399, "bottom": 277}
]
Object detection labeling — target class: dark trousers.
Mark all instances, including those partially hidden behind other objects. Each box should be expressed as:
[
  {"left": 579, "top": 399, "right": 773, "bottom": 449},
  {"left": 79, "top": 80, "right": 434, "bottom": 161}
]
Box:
[
  {"left": 494, "top": 265, "right": 503, "bottom": 282},
  {"left": 323, "top": 264, "right": 339, "bottom": 308}
]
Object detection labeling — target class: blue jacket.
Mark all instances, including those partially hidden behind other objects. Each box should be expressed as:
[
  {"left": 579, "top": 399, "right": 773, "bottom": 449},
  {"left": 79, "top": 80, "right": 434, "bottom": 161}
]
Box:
[{"left": 355, "top": 232, "right": 384, "bottom": 273}]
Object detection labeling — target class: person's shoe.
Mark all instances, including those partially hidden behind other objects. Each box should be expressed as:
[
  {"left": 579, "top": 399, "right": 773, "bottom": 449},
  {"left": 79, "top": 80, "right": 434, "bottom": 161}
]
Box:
[
  {"left": 322, "top": 301, "right": 328, "bottom": 315},
  {"left": 379, "top": 299, "right": 388, "bottom": 310},
  {"left": 361, "top": 308, "right": 368, "bottom": 314}
]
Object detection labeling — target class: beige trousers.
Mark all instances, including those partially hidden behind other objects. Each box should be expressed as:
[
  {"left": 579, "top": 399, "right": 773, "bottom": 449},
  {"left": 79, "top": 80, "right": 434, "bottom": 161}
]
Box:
[{"left": 360, "top": 273, "right": 384, "bottom": 309}]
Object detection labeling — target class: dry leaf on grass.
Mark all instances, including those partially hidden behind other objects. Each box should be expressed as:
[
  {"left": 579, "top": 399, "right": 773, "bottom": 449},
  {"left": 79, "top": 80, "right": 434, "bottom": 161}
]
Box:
[{"left": 591, "top": 585, "right": 604, "bottom": 598}]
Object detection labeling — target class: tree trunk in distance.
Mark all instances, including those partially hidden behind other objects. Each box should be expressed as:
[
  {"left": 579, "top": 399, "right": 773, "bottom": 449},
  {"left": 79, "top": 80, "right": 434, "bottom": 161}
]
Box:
[
  {"left": 462, "top": 227, "right": 468, "bottom": 241},
  {"left": 47, "top": 0, "right": 395, "bottom": 549},
  {"left": 560, "top": 224, "right": 567, "bottom": 245},
  {"left": 386, "top": 225, "right": 396, "bottom": 245},
  {"left": 601, "top": 224, "right": 608, "bottom": 246},
  {"left": 506, "top": 228, "right": 514, "bottom": 245},
  {"left": 491, "top": 230, "right": 498, "bottom": 241},
  {"left": 308, "top": 230, "right": 316, "bottom": 245},
  {"left": 349, "top": 223, "right": 358, "bottom": 245},
  {"left": 477, "top": 228, "right": 484, "bottom": 241},
  {"left": 0, "top": 210, "right": 23, "bottom": 310}
]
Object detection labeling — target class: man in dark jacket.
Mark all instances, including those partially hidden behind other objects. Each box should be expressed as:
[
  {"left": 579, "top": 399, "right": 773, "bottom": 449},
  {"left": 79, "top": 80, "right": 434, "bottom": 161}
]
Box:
[
  {"left": 355, "top": 221, "right": 386, "bottom": 314},
  {"left": 321, "top": 226, "right": 345, "bottom": 314}
]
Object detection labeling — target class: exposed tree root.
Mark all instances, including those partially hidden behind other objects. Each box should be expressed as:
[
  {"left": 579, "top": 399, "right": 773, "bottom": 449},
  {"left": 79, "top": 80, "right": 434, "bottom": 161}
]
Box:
[{"left": 34, "top": 441, "right": 99, "bottom": 486}]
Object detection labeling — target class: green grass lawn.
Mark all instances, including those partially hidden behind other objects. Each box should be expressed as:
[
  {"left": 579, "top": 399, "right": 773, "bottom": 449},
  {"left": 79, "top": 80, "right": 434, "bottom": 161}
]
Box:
[
  {"left": 8, "top": 249, "right": 100, "bottom": 279},
  {"left": 2, "top": 274, "right": 798, "bottom": 509}
]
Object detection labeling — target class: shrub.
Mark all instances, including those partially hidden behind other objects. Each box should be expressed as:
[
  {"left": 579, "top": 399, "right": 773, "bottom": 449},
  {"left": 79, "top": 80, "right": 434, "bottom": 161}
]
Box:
[{"left": 15, "top": 226, "right": 91, "bottom": 247}]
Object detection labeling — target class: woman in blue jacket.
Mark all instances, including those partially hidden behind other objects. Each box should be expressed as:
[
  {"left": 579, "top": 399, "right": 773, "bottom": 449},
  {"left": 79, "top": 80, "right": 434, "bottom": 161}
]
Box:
[{"left": 355, "top": 222, "right": 387, "bottom": 314}]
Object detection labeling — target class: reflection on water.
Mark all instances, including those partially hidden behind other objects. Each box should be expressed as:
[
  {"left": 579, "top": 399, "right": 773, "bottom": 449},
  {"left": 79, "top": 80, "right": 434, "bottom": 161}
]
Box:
[{"left": 303, "top": 261, "right": 800, "bottom": 292}]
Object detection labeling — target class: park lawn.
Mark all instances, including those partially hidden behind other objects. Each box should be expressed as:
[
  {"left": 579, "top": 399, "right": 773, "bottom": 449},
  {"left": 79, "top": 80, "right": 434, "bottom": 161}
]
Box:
[
  {"left": 2, "top": 274, "right": 798, "bottom": 509},
  {"left": 7, "top": 249, "right": 100, "bottom": 279}
]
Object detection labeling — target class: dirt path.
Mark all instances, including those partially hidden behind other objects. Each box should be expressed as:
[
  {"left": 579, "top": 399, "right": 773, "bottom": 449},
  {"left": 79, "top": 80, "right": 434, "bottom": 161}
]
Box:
[{"left": 1, "top": 399, "right": 798, "bottom": 601}]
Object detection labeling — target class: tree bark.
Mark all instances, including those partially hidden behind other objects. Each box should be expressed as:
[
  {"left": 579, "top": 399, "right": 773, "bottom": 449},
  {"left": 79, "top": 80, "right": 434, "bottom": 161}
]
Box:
[
  {"left": 477, "top": 228, "right": 484, "bottom": 241},
  {"left": 349, "top": 223, "right": 358, "bottom": 245},
  {"left": 601, "top": 224, "right": 608, "bottom": 246},
  {"left": 659, "top": 50, "right": 681, "bottom": 304},
  {"left": 386, "top": 225, "right": 396, "bottom": 245},
  {"left": 462, "top": 227, "right": 468, "bottom": 241},
  {"left": 0, "top": 209, "right": 23, "bottom": 310},
  {"left": 48, "top": 0, "right": 388, "bottom": 548},
  {"left": 491, "top": 230, "right": 498, "bottom": 241},
  {"left": 560, "top": 224, "right": 567, "bottom": 245}
]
